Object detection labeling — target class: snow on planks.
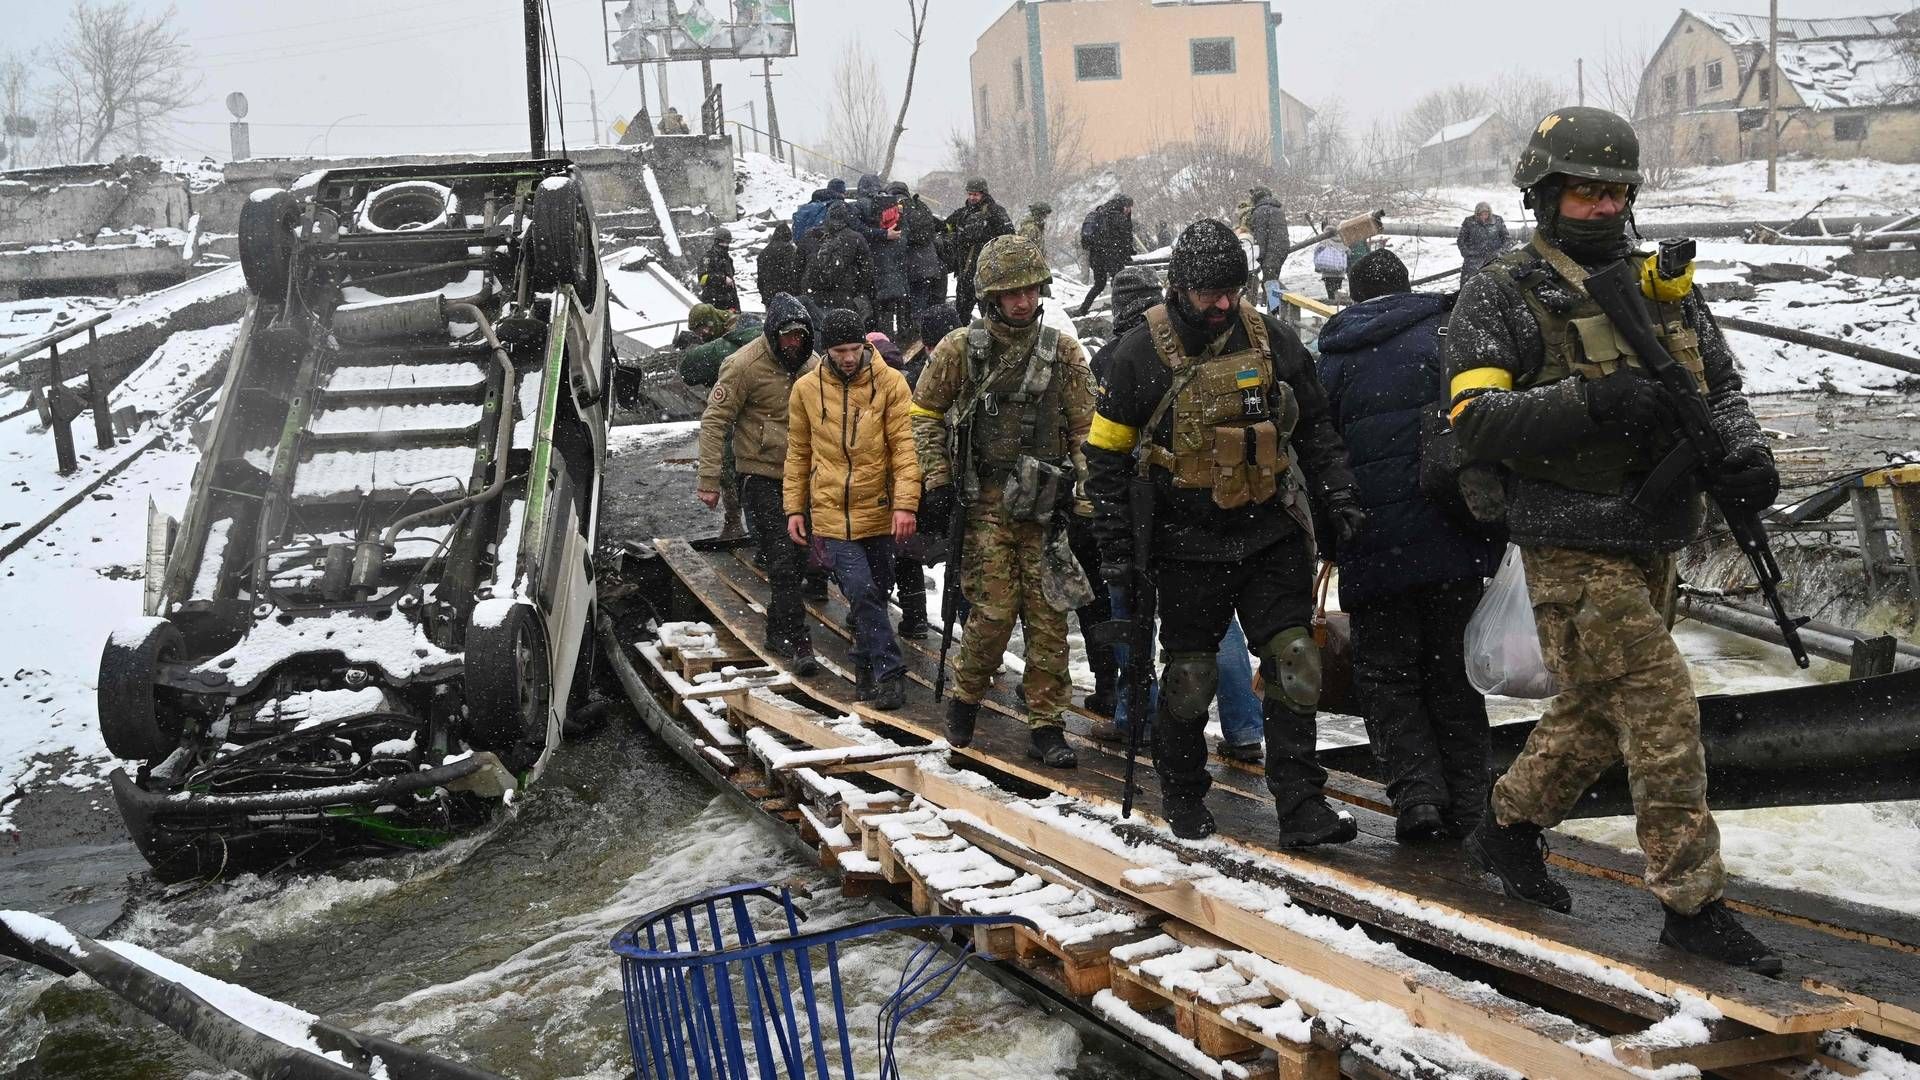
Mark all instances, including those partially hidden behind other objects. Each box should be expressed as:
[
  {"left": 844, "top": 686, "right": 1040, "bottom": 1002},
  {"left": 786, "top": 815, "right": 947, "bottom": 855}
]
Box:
[
  {"left": 647, "top": 537, "right": 1920, "bottom": 1078},
  {"left": 678, "top": 541, "right": 1885, "bottom": 1033}
]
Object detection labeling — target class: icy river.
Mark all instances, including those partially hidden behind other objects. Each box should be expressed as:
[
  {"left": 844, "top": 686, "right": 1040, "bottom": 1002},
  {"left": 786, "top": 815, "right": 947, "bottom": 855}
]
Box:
[{"left": 4, "top": 423, "right": 1919, "bottom": 1079}]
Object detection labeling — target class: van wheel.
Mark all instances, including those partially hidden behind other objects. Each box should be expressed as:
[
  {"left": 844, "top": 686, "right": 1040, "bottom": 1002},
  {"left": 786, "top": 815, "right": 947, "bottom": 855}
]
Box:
[
  {"left": 465, "top": 601, "right": 551, "bottom": 772},
  {"left": 527, "top": 178, "right": 589, "bottom": 291},
  {"left": 98, "top": 618, "right": 185, "bottom": 761},
  {"left": 238, "top": 189, "right": 298, "bottom": 299}
]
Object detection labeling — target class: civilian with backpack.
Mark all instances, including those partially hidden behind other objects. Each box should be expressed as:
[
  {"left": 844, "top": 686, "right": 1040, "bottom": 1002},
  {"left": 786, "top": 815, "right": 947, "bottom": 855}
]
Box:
[{"left": 1074, "top": 194, "right": 1138, "bottom": 317}]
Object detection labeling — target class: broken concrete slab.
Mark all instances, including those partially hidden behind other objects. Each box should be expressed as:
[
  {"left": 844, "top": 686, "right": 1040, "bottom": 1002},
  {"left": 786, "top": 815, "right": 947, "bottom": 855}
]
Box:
[{"left": 1743, "top": 261, "right": 1835, "bottom": 285}]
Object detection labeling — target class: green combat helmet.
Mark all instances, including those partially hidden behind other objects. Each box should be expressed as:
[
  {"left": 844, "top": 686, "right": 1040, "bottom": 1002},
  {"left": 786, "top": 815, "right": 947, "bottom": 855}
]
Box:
[
  {"left": 687, "top": 303, "right": 729, "bottom": 336},
  {"left": 1512, "top": 107, "right": 1643, "bottom": 190},
  {"left": 1029, "top": 201, "right": 1052, "bottom": 216},
  {"left": 974, "top": 234, "right": 1052, "bottom": 295}
]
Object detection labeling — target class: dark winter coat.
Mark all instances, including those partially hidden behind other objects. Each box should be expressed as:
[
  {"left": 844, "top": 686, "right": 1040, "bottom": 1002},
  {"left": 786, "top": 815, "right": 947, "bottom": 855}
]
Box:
[
  {"left": 1315, "top": 292, "right": 1499, "bottom": 607},
  {"left": 865, "top": 188, "right": 910, "bottom": 303},
  {"left": 803, "top": 218, "right": 875, "bottom": 309},
  {"left": 756, "top": 223, "right": 807, "bottom": 301},
  {"left": 697, "top": 245, "right": 740, "bottom": 311},
  {"left": 1085, "top": 302, "right": 1357, "bottom": 564},
  {"left": 1455, "top": 214, "right": 1511, "bottom": 274},
  {"left": 1082, "top": 198, "right": 1139, "bottom": 273},
  {"left": 903, "top": 195, "right": 945, "bottom": 283},
  {"left": 1248, "top": 196, "right": 1290, "bottom": 275},
  {"left": 943, "top": 197, "right": 1014, "bottom": 291},
  {"left": 1446, "top": 250, "right": 1768, "bottom": 553}
]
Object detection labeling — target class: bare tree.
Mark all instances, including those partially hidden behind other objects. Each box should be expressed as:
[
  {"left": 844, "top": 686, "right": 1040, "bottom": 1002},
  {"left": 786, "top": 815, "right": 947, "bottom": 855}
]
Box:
[
  {"left": 878, "top": 0, "right": 930, "bottom": 180},
  {"left": 822, "top": 41, "right": 891, "bottom": 179},
  {"left": 1399, "top": 83, "right": 1493, "bottom": 149},
  {"left": 946, "top": 96, "right": 1087, "bottom": 207},
  {"left": 1, "top": 53, "right": 37, "bottom": 168},
  {"left": 42, "top": 1, "right": 199, "bottom": 164}
]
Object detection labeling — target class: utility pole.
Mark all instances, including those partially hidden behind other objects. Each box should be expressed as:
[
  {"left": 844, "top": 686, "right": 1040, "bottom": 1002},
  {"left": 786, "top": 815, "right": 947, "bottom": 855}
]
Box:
[
  {"left": 747, "top": 100, "right": 758, "bottom": 153},
  {"left": 700, "top": 57, "right": 715, "bottom": 133},
  {"left": 1766, "top": 0, "right": 1780, "bottom": 192},
  {"left": 1577, "top": 58, "right": 1584, "bottom": 106},
  {"left": 524, "top": 0, "right": 546, "bottom": 157},
  {"left": 762, "top": 58, "right": 783, "bottom": 161}
]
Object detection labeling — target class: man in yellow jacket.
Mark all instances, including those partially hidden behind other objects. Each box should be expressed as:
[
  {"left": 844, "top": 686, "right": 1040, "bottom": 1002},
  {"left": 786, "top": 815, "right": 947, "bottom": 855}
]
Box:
[{"left": 785, "top": 309, "right": 922, "bottom": 709}]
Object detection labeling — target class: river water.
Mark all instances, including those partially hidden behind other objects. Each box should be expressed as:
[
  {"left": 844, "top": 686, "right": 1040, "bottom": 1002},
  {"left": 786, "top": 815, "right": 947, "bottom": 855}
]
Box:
[{"left": 5, "top": 424, "right": 1918, "bottom": 1078}]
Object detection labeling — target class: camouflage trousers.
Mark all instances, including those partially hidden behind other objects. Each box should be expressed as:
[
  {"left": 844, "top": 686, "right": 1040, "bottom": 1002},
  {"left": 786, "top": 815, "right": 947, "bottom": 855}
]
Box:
[
  {"left": 1492, "top": 545, "right": 1725, "bottom": 914},
  {"left": 951, "top": 499, "right": 1069, "bottom": 727}
]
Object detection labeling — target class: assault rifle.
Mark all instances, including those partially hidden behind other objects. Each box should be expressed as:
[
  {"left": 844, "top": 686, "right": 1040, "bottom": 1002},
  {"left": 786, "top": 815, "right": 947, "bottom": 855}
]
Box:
[
  {"left": 933, "top": 425, "right": 971, "bottom": 701},
  {"left": 1089, "top": 471, "right": 1159, "bottom": 819},
  {"left": 1584, "top": 253, "right": 1810, "bottom": 668}
]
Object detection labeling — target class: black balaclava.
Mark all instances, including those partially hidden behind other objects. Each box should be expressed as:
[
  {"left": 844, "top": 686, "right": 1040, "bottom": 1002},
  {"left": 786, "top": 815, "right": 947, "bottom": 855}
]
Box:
[{"left": 1531, "top": 176, "right": 1635, "bottom": 265}]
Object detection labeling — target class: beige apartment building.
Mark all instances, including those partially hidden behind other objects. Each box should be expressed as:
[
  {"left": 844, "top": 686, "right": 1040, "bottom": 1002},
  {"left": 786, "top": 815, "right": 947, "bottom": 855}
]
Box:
[
  {"left": 1636, "top": 10, "right": 1920, "bottom": 165},
  {"left": 969, "top": 0, "right": 1311, "bottom": 172}
]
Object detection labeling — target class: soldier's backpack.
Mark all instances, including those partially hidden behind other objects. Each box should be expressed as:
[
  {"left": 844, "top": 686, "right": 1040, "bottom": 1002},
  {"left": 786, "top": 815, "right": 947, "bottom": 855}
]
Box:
[{"left": 1079, "top": 212, "right": 1100, "bottom": 250}]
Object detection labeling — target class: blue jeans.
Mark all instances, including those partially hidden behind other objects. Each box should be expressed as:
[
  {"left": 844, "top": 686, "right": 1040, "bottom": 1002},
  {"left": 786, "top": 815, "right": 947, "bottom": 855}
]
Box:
[
  {"left": 822, "top": 536, "right": 905, "bottom": 683},
  {"left": 1109, "top": 598, "right": 1262, "bottom": 748}
]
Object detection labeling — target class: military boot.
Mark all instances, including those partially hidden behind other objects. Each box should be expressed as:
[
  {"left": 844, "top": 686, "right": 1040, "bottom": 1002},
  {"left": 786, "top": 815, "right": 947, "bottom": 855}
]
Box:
[
  {"left": 1661, "top": 900, "right": 1783, "bottom": 976},
  {"left": 1027, "top": 725, "right": 1077, "bottom": 769},
  {"left": 1275, "top": 795, "right": 1358, "bottom": 848},
  {"left": 852, "top": 660, "right": 876, "bottom": 702},
  {"left": 1395, "top": 804, "right": 1447, "bottom": 844},
  {"left": 946, "top": 700, "right": 979, "bottom": 749},
  {"left": 1163, "top": 793, "right": 1216, "bottom": 841},
  {"left": 1463, "top": 798, "right": 1573, "bottom": 913},
  {"left": 869, "top": 674, "right": 907, "bottom": 712}
]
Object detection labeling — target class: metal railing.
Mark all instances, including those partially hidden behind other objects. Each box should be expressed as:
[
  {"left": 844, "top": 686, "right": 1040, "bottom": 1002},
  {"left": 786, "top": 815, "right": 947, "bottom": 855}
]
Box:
[
  {"left": 0, "top": 310, "right": 117, "bottom": 475},
  {"left": 725, "top": 119, "right": 861, "bottom": 181}
]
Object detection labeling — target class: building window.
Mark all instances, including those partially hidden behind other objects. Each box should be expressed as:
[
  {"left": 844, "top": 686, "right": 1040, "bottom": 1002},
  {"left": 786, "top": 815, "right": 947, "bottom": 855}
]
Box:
[
  {"left": 1662, "top": 73, "right": 1678, "bottom": 104},
  {"left": 978, "top": 86, "right": 990, "bottom": 131},
  {"left": 1190, "top": 37, "right": 1236, "bottom": 75},
  {"left": 1074, "top": 43, "right": 1120, "bottom": 81},
  {"left": 1835, "top": 115, "right": 1868, "bottom": 141},
  {"left": 1685, "top": 66, "right": 1697, "bottom": 105},
  {"left": 1706, "top": 60, "right": 1723, "bottom": 89}
]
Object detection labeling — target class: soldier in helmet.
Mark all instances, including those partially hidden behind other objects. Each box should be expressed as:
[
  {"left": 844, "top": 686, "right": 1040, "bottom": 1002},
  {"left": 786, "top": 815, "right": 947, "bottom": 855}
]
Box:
[
  {"left": 1449, "top": 107, "right": 1782, "bottom": 973},
  {"left": 943, "top": 178, "right": 1015, "bottom": 320},
  {"left": 697, "top": 226, "right": 740, "bottom": 312},
  {"left": 1017, "top": 201, "right": 1053, "bottom": 249},
  {"left": 911, "top": 234, "right": 1097, "bottom": 768},
  {"left": 1084, "top": 219, "right": 1368, "bottom": 845}
]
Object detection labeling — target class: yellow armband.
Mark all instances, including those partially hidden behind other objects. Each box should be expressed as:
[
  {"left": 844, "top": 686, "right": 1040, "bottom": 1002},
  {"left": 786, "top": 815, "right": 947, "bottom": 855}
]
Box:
[
  {"left": 1447, "top": 367, "right": 1513, "bottom": 424},
  {"left": 1086, "top": 413, "right": 1140, "bottom": 452}
]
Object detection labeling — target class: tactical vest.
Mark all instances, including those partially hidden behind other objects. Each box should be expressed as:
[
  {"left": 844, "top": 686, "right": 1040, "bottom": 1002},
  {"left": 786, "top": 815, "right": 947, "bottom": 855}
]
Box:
[
  {"left": 1138, "top": 300, "right": 1301, "bottom": 512},
  {"left": 1490, "top": 236, "right": 1709, "bottom": 496},
  {"left": 962, "top": 322, "right": 1068, "bottom": 475}
]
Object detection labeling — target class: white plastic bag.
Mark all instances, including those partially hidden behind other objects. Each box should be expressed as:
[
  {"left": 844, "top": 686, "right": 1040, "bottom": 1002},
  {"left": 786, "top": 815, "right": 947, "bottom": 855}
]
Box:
[{"left": 1464, "top": 545, "right": 1560, "bottom": 698}]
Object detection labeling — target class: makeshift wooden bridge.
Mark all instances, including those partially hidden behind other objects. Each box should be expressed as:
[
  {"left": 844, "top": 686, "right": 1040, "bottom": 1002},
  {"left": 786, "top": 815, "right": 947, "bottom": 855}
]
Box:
[{"left": 596, "top": 536, "right": 1920, "bottom": 1080}]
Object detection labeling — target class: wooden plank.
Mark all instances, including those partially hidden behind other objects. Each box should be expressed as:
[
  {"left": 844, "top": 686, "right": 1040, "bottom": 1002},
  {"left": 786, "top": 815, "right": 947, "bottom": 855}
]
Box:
[
  {"left": 1612, "top": 1030, "right": 1818, "bottom": 1071},
  {"left": 679, "top": 541, "right": 1861, "bottom": 1038},
  {"left": 730, "top": 688, "right": 1643, "bottom": 1080}
]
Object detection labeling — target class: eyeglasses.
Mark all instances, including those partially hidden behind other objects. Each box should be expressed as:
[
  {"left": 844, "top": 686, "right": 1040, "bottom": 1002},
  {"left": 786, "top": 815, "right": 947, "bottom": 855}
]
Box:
[
  {"left": 1565, "top": 181, "right": 1632, "bottom": 204},
  {"left": 1188, "top": 288, "right": 1237, "bottom": 307}
]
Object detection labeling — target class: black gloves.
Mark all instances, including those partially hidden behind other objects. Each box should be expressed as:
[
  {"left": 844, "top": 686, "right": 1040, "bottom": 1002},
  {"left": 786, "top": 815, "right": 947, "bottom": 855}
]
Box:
[
  {"left": 919, "top": 484, "right": 955, "bottom": 536},
  {"left": 1709, "top": 445, "right": 1780, "bottom": 516},
  {"left": 1583, "top": 369, "right": 1679, "bottom": 439},
  {"left": 1325, "top": 489, "right": 1368, "bottom": 550},
  {"left": 672, "top": 329, "right": 700, "bottom": 350}
]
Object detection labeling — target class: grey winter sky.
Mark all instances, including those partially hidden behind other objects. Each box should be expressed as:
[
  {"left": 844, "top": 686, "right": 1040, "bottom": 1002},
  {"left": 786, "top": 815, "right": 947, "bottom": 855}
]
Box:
[{"left": 6, "top": 0, "right": 1872, "bottom": 178}]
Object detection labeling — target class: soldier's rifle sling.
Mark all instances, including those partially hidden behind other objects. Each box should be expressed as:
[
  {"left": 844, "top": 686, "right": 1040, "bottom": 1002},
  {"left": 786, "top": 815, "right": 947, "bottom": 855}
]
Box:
[{"left": 1584, "top": 260, "right": 1810, "bottom": 668}]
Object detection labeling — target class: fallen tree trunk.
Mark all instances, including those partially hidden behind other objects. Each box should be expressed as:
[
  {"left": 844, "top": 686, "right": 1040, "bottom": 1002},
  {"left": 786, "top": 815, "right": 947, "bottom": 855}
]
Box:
[{"left": 1714, "top": 314, "right": 1920, "bottom": 377}]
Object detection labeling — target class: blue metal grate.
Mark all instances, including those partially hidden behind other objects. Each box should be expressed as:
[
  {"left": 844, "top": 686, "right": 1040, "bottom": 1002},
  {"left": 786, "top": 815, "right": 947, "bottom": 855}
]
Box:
[{"left": 611, "top": 882, "right": 1036, "bottom": 1080}]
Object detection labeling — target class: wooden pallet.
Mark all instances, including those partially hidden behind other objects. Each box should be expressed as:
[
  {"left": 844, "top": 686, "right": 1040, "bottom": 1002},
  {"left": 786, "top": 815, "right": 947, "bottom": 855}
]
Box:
[{"left": 640, "top": 539, "right": 1920, "bottom": 1080}]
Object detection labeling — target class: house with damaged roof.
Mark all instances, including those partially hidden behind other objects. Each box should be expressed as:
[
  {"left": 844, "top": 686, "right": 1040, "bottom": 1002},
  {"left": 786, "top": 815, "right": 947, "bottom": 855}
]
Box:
[{"left": 1636, "top": 9, "right": 1920, "bottom": 166}]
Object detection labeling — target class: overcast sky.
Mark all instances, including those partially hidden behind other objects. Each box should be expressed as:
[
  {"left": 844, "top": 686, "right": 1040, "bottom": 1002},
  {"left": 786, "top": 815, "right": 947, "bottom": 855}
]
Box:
[{"left": 6, "top": 0, "right": 1874, "bottom": 179}]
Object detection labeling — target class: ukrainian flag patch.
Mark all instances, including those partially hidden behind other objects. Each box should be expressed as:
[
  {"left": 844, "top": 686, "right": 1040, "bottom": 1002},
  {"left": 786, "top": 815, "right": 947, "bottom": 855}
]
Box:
[{"left": 1235, "top": 368, "right": 1261, "bottom": 388}]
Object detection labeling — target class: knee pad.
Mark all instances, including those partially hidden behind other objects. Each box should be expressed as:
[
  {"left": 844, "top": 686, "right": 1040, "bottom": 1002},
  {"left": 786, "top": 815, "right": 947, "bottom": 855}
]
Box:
[
  {"left": 1259, "top": 626, "right": 1321, "bottom": 715},
  {"left": 1160, "top": 652, "right": 1219, "bottom": 721}
]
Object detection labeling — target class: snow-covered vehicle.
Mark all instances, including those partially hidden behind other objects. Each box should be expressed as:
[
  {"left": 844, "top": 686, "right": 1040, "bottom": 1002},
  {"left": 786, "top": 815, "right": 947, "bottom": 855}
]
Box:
[{"left": 98, "top": 160, "right": 611, "bottom": 880}]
